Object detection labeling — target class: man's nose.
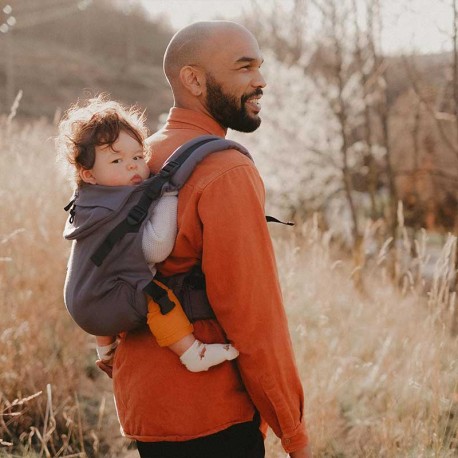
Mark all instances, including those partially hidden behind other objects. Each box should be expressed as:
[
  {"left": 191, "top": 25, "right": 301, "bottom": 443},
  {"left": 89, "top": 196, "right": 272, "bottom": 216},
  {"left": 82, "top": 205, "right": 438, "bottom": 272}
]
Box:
[{"left": 253, "top": 68, "right": 266, "bottom": 88}]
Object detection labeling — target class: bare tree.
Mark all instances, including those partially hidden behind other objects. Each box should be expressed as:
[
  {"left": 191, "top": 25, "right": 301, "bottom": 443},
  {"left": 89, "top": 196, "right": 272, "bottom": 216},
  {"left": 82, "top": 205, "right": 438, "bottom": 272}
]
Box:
[
  {"left": 248, "top": 1, "right": 392, "bottom": 258},
  {"left": 399, "top": 0, "right": 458, "bottom": 331}
]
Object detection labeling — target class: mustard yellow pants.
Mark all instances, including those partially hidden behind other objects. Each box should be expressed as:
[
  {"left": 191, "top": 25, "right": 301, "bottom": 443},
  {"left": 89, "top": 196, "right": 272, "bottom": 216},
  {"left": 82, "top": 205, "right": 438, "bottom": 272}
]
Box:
[{"left": 146, "top": 279, "right": 194, "bottom": 347}]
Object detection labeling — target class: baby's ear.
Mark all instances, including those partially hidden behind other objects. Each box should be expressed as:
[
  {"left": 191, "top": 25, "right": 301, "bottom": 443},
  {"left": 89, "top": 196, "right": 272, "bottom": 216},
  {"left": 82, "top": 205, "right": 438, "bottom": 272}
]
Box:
[{"left": 79, "top": 168, "right": 97, "bottom": 185}]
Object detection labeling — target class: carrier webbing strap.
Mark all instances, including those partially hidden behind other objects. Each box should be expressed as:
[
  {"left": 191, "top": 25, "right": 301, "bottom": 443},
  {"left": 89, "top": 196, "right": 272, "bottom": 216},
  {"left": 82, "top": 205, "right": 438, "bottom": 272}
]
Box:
[
  {"left": 90, "top": 174, "right": 166, "bottom": 267},
  {"left": 130, "top": 137, "right": 215, "bottom": 226},
  {"left": 90, "top": 137, "right": 219, "bottom": 267},
  {"left": 143, "top": 279, "right": 176, "bottom": 314},
  {"left": 154, "top": 265, "right": 216, "bottom": 321}
]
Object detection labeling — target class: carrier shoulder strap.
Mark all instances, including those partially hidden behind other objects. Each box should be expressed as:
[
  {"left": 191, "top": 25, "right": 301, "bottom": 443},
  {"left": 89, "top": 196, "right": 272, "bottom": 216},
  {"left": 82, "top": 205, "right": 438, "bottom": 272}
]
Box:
[{"left": 90, "top": 135, "right": 251, "bottom": 267}]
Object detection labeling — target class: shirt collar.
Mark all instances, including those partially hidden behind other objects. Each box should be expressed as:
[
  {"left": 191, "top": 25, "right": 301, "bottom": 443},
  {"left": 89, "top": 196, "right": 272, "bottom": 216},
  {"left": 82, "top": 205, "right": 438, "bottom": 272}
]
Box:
[{"left": 165, "top": 107, "right": 226, "bottom": 138}]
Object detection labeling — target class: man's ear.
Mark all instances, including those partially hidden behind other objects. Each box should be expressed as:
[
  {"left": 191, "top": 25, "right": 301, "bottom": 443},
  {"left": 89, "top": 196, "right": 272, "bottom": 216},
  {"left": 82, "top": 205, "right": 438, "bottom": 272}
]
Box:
[
  {"left": 179, "top": 65, "right": 205, "bottom": 96},
  {"left": 79, "top": 168, "right": 97, "bottom": 185}
]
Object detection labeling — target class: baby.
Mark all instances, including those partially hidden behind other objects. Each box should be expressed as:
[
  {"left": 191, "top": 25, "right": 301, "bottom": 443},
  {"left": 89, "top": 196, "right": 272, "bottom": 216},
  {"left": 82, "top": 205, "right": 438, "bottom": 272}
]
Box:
[{"left": 57, "top": 95, "right": 238, "bottom": 372}]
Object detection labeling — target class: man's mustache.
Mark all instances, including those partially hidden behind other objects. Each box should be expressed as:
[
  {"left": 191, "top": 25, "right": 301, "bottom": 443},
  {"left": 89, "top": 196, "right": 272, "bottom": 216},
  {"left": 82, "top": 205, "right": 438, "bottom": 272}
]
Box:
[{"left": 242, "top": 89, "right": 263, "bottom": 103}]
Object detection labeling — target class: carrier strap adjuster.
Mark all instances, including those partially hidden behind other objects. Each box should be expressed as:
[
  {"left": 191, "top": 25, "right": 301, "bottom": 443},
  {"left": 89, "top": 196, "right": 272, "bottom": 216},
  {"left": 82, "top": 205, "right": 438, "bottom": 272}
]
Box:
[
  {"left": 160, "top": 160, "right": 180, "bottom": 178},
  {"left": 127, "top": 205, "right": 148, "bottom": 226}
]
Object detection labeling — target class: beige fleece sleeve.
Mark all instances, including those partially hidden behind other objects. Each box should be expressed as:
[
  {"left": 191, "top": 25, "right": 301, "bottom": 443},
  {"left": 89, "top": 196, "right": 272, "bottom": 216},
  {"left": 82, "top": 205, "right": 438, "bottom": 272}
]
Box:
[{"left": 142, "top": 193, "right": 178, "bottom": 269}]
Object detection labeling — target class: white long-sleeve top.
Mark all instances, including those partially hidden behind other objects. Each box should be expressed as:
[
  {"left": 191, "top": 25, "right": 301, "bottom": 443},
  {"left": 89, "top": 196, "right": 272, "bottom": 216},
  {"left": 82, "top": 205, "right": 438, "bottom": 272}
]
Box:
[{"left": 142, "top": 192, "right": 178, "bottom": 274}]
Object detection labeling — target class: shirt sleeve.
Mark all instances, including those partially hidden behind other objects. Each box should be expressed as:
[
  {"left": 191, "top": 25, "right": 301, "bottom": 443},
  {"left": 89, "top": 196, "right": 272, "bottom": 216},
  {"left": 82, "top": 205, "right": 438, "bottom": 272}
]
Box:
[
  {"left": 198, "top": 162, "right": 309, "bottom": 453},
  {"left": 142, "top": 194, "right": 178, "bottom": 265}
]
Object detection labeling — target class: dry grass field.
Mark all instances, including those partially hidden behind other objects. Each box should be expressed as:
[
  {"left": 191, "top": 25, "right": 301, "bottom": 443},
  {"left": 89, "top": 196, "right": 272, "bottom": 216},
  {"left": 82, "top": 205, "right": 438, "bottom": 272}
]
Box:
[{"left": 1, "top": 114, "right": 457, "bottom": 457}]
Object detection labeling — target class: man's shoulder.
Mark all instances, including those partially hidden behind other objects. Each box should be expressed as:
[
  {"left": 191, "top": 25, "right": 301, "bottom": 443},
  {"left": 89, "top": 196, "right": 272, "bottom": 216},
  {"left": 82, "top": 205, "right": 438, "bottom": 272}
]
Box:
[
  {"left": 186, "top": 147, "right": 259, "bottom": 194},
  {"left": 198, "top": 146, "right": 254, "bottom": 173},
  {"left": 149, "top": 131, "right": 256, "bottom": 183}
]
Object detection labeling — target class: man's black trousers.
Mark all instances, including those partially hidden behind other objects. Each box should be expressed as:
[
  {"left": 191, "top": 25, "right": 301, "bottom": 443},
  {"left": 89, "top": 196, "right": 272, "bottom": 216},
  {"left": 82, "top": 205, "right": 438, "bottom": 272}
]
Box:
[{"left": 136, "top": 417, "right": 265, "bottom": 458}]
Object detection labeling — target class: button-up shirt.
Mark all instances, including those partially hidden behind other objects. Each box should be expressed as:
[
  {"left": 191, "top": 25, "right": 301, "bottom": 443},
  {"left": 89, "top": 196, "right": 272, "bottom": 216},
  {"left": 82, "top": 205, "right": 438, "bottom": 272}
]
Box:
[{"left": 112, "top": 107, "right": 308, "bottom": 453}]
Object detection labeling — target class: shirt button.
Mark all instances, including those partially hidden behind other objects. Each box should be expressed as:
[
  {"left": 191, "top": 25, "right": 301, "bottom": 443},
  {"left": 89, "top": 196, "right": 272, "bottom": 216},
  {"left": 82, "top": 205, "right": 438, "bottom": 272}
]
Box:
[{"left": 285, "top": 438, "right": 291, "bottom": 445}]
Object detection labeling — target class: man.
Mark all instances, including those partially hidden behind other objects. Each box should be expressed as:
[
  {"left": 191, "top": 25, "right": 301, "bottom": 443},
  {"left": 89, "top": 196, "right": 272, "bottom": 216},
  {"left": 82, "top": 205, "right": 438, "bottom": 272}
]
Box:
[{"left": 112, "top": 21, "right": 311, "bottom": 458}]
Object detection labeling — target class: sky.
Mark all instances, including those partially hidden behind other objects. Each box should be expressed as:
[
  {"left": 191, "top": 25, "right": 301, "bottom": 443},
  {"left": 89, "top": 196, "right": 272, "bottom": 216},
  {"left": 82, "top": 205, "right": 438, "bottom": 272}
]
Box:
[{"left": 138, "top": 0, "right": 454, "bottom": 55}]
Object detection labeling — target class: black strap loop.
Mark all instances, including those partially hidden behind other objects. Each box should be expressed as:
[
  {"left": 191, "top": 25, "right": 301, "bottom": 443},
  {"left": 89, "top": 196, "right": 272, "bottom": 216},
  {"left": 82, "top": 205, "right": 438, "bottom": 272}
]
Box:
[
  {"left": 266, "top": 215, "right": 295, "bottom": 226},
  {"left": 64, "top": 198, "right": 76, "bottom": 212},
  {"left": 64, "top": 198, "right": 77, "bottom": 224}
]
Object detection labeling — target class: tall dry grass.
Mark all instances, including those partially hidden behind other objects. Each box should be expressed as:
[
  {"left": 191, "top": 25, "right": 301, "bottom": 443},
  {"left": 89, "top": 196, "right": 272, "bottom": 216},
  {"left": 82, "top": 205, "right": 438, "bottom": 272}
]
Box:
[
  {"left": 0, "top": 113, "right": 457, "bottom": 457},
  {"left": 0, "top": 112, "right": 131, "bottom": 457},
  {"left": 266, "top": 220, "right": 458, "bottom": 457}
]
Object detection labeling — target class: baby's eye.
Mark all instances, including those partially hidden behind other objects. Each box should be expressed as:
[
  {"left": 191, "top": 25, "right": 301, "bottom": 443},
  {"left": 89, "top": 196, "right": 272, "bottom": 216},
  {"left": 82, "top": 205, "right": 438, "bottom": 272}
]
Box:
[
  {"left": 133, "top": 155, "right": 145, "bottom": 161},
  {"left": 111, "top": 159, "right": 121, "bottom": 164}
]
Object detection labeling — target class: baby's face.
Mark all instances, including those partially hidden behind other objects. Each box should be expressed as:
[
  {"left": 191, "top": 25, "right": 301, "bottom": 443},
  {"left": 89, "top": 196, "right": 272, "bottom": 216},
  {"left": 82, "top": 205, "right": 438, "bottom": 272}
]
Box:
[{"left": 81, "top": 130, "right": 150, "bottom": 186}]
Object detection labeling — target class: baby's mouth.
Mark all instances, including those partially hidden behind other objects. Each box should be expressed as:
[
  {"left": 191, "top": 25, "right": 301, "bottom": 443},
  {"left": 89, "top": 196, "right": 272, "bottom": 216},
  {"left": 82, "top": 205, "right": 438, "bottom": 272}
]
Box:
[{"left": 131, "top": 174, "right": 143, "bottom": 184}]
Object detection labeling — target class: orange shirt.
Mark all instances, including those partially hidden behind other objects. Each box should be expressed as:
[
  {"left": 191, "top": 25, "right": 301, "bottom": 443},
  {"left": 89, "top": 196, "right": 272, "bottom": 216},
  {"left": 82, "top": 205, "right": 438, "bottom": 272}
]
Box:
[{"left": 112, "top": 108, "right": 308, "bottom": 453}]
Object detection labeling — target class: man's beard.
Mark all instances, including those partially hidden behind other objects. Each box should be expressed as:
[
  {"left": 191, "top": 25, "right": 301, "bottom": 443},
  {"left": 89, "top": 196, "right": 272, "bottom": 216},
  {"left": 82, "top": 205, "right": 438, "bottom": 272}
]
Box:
[{"left": 205, "top": 75, "right": 262, "bottom": 133}]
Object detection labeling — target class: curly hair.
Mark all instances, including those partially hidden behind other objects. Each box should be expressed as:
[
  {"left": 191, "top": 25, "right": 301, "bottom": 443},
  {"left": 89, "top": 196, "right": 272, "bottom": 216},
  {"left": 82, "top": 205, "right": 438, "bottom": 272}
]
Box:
[{"left": 56, "top": 94, "right": 148, "bottom": 186}]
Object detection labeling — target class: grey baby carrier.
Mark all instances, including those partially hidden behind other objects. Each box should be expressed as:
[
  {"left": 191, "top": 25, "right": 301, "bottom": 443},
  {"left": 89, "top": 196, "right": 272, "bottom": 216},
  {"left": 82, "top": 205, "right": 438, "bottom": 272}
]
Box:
[{"left": 63, "top": 136, "right": 251, "bottom": 336}]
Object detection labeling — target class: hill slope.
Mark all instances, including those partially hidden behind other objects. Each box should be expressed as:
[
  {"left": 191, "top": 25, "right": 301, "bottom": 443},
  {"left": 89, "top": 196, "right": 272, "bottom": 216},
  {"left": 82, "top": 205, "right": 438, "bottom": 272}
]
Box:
[{"left": 0, "top": 0, "right": 174, "bottom": 130}]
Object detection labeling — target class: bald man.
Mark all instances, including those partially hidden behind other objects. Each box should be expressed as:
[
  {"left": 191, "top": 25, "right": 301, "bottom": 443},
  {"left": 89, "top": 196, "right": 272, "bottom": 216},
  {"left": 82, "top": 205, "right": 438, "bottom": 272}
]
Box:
[{"left": 111, "top": 21, "right": 311, "bottom": 458}]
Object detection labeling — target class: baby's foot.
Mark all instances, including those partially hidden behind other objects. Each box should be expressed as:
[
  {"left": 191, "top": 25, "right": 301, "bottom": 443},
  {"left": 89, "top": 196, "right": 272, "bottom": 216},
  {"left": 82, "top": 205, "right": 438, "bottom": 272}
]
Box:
[{"left": 179, "top": 340, "right": 239, "bottom": 372}]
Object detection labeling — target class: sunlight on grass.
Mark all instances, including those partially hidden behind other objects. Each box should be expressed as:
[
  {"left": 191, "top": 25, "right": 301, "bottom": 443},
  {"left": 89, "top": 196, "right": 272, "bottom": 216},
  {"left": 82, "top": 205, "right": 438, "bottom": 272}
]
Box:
[{"left": 1, "top": 116, "right": 457, "bottom": 457}]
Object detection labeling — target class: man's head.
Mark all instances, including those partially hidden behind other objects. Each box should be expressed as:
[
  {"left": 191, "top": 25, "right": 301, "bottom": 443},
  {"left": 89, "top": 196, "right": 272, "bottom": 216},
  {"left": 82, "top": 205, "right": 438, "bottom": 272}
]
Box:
[{"left": 163, "top": 21, "right": 266, "bottom": 132}]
